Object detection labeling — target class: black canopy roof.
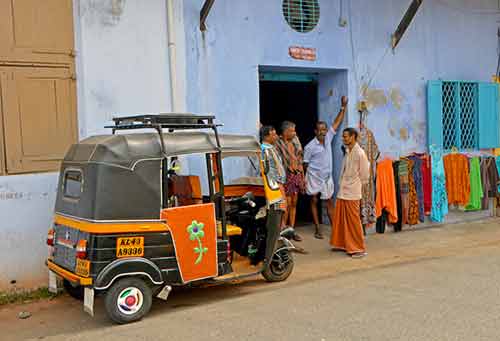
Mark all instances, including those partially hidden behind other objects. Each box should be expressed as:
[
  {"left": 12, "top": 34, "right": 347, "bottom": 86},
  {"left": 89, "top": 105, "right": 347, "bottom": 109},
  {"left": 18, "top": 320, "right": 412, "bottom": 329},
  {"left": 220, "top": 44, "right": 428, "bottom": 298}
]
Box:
[{"left": 63, "top": 131, "right": 260, "bottom": 170}]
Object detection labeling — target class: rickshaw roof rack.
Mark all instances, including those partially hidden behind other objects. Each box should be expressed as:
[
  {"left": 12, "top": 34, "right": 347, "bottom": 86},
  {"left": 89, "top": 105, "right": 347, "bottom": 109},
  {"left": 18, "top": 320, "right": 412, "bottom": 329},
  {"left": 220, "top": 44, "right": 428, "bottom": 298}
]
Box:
[{"left": 106, "top": 113, "right": 222, "bottom": 131}]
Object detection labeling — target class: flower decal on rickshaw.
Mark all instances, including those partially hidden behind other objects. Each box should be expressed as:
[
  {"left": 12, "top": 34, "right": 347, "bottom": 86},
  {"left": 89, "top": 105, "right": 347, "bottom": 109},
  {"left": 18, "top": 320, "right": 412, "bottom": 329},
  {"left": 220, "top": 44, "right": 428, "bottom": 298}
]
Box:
[{"left": 187, "top": 220, "right": 208, "bottom": 265}]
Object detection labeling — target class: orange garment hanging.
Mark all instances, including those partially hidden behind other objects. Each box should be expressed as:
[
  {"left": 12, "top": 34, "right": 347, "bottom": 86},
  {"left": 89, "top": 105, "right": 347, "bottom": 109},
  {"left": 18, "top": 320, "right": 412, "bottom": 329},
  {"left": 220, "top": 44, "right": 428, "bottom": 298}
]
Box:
[
  {"left": 443, "top": 153, "right": 470, "bottom": 206},
  {"left": 375, "top": 159, "right": 398, "bottom": 223}
]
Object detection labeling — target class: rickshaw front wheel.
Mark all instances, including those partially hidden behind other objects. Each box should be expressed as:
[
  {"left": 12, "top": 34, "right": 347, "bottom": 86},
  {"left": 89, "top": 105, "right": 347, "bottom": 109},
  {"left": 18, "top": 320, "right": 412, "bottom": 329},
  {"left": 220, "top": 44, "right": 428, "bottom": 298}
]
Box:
[
  {"left": 262, "top": 247, "right": 294, "bottom": 282},
  {"left": 104, "top": 277, "right": 153, "bottom": 324}
]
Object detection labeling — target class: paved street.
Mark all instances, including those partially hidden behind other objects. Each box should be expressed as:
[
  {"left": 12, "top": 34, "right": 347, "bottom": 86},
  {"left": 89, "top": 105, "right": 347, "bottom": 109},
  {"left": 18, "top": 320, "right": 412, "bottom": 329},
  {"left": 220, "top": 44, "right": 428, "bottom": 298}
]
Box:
[{"left": 2, "top": 218, "right": 500, "bottom": 340}]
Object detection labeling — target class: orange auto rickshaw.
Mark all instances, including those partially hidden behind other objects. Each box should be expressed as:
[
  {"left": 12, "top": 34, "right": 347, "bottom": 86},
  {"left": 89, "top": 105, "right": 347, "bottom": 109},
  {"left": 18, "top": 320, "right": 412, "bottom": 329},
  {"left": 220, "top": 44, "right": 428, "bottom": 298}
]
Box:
[{"left": 46, "top": 114, "right": 295, "bottom": 324}]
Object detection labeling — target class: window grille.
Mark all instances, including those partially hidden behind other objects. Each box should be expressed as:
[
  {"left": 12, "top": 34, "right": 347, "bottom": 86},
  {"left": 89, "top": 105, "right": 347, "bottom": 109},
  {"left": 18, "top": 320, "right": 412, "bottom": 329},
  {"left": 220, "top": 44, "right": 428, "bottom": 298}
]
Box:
[
  {"left": 459, "top": 83, "right": 477, "bottom": 149},
  {"left": 428, "top": 80, "right": 499, "bottom": 150},
  {"left": 282, "top": 0, "right": 320, "bottom": 33},
  {"left": 441, "top": 81, "right": 478, "bottom": 150},
  {"left": 442, "top": 82, "right": 458, "bottom": 150}
]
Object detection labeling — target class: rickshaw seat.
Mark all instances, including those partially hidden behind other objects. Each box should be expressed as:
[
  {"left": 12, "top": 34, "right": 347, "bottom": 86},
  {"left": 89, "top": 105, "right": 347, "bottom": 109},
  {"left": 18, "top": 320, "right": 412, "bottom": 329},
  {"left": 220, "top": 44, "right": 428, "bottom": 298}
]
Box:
[
  {"left": 168, "top": 175, "right": 203, "bottom": 205},
  {"left": 217, "top": 222, "right": 243, "bottom": 238}
]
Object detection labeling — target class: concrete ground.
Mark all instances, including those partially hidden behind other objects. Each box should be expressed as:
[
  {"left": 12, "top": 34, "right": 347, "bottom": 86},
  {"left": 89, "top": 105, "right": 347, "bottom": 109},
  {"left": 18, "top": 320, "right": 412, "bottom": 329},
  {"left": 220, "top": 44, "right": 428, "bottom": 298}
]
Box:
[{"left": 2, "top": 218, "right": 500, "bottom": 340}]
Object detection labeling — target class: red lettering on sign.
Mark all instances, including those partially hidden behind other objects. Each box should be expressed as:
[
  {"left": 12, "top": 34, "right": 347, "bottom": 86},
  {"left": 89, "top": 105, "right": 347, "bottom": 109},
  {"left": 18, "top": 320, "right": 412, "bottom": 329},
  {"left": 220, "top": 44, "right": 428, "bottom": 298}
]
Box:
[{"left": 289, "top": 46, "right": 317, "bottom": 61}]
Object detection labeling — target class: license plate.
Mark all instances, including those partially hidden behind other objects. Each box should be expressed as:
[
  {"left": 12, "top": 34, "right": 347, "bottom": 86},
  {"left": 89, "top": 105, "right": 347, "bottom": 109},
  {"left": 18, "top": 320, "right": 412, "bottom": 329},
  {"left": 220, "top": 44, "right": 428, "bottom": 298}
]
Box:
[
  {"left": 116, "top": 237, "right": 144, "bottom": 258},
  {"left": 75, "top": 258, "right": 90, "bottom": 277}
]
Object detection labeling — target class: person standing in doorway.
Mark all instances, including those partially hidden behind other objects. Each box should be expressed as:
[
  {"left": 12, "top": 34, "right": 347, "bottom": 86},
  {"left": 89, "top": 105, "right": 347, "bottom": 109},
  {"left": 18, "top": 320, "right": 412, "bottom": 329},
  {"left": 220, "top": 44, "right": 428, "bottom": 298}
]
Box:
[
  {"left": 276, "top": 121, "right": 305, "bottom": 242},
  {"left": 303, "top": 96, "right": 347, "bottom": 239},
  {"left": 330, "top": 127, "right": 370, "bottom": 258}
]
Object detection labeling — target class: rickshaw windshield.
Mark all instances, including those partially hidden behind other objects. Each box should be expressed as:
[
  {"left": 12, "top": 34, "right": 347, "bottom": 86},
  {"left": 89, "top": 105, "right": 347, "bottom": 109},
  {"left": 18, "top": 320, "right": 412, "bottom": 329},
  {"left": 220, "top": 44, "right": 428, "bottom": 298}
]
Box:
[{"left": 221, "top": 154, "right": 262, "bottom": 186}]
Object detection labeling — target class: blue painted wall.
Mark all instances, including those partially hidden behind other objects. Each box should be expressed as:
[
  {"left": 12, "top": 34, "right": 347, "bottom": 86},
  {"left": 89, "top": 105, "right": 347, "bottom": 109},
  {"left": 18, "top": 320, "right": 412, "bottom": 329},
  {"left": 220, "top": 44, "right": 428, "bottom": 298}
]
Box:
[{"left": 181, "top": 0, "right": 499, "bottom": 186}]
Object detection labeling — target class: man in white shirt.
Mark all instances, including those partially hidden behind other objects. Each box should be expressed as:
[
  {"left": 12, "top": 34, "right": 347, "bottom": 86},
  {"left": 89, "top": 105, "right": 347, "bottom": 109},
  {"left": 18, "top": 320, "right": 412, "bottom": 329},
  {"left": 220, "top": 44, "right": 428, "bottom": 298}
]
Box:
[{"left": 303, "top": 96, "right": 347, "bottom": 239}]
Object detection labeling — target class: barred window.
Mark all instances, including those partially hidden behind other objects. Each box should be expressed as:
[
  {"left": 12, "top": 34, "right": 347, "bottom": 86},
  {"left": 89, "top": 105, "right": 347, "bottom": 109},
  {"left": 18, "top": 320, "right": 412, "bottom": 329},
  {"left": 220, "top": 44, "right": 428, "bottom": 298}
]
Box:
[
  {"left": 441, "top": 82, "right": 477, "bottom": 150},
  {"left": 427, "top": 81, "right": 499, "bottom": 150},
  {"left": 282, "top": 0, "right": 320, "bottom": 33}
]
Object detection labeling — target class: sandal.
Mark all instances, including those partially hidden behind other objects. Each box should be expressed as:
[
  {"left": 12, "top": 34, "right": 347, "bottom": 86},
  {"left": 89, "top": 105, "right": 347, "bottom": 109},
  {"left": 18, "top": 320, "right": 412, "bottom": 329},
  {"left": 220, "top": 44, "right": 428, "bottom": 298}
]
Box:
[
  {"left": 314, "top": 231, "right": 324, "bottom": 239},
  {"left": 351, "top": 252, "right": 367, "bottom": 259}
]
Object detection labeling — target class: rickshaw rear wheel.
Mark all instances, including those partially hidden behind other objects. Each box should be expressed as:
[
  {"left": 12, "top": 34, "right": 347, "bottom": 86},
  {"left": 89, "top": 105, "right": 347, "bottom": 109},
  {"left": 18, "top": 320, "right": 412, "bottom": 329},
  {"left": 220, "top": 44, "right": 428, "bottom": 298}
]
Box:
[
  {"left": 262, "top": 248, "right": 294, "bottom": 282},
  {"left": 104, "top": 277, "right": 153, "bottom": 324},
  {"left": 63, "top": 279, "right": 84, "bottom": 300}
]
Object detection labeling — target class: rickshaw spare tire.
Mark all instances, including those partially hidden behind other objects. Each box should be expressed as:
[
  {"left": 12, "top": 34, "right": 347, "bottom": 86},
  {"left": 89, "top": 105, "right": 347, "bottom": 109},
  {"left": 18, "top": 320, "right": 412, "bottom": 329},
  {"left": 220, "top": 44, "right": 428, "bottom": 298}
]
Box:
[
  {"left": 63, "top": 279, "right": 84, "bottom": 300},
  {"left": 261, "top": 242, "right": 294, "bottom": 282},
  {"left": 104, "top": 277, "right": 153, "bottom": 324}
]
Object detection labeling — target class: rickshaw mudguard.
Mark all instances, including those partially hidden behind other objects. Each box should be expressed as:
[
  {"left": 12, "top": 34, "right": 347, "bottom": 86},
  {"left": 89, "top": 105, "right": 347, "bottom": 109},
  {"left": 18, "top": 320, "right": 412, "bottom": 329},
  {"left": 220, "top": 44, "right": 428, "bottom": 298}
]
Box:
[{"left": 94, "top": 257, "right": 164, "bottom": 290}]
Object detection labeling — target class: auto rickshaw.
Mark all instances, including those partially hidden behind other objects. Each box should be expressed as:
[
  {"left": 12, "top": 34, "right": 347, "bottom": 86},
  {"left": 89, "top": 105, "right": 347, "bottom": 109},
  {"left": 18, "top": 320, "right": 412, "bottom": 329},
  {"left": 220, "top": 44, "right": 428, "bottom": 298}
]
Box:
[{"left": 46, "top": 114, "right": 295, "bottom": 324}]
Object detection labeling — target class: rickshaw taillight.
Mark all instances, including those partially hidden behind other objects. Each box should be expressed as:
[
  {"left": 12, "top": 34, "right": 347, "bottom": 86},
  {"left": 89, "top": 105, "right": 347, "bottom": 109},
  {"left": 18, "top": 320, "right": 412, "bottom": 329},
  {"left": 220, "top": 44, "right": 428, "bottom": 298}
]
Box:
[
  {"left": 46, "top": 228, "right": 55, "bottom": 246},
  {"left": 76, "top": 240, "right": 87, "bottom": 259}
]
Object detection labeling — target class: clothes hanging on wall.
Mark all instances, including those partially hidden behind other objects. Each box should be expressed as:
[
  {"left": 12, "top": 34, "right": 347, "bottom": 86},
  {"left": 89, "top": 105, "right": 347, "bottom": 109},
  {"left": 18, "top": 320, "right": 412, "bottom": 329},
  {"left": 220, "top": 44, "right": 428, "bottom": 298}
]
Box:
[
  {"left": 465, "top": 157, "right": 483, "bottom": 211},
  {"left": 429, "top": 145, "right": 448, "bottom": 223},
  {"left": 358, "top": 128, "right": 380, "bottom": 227},
  {"left": 409, "top": 155, "right": 425, "bottom": 222},
  {"left": 496, "top": 157, "right": 500, "bottom": 193},
  {"left": 376, "top": 210, "right": 387, "bottom": 234},
  {"left": 398, "top": 159, "right": 410, "bottom": 225},
  {"left": 392, "top": 160, "right": 404, "bottom": 232},
  {"left": 406, "top": 159, "right": 420, "bottom": 226},
  {"left": 375, "top": 159, "right": 398, "bottom": 224},
  {"left": 421, "top": 155, "right": 432, "bottom": 216},
  {"left": 443, "top": 153, "right": 471, "bottom": 206},
  {"left": 480, "top": 157, "right": 499, "bottom": 210},
  {"left": 370, "top": 148, "right": 495, "bottom": 233}
]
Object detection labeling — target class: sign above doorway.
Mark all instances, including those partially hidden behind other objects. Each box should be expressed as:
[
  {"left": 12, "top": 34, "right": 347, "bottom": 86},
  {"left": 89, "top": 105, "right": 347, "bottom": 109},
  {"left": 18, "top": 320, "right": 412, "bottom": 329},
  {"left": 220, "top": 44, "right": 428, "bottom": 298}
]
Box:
[
  {"left": 260, "top": 72, "right": 318, "bottom": 83},
  {"left": 289, "top": 46, "right": 316, "bottom": 61}
]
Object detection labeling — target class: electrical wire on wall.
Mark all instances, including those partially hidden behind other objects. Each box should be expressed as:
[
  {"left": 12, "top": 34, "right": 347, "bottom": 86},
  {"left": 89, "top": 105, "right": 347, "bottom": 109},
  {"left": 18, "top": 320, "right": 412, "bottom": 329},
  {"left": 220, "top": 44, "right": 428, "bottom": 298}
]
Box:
[
  {"left": 346, "top": 0, "right": 360, "bottom": 101},
  {"left": 347, "top": 0, "right": 391, "bottom": 102},
  {"left": 339, "top": 0, "right": 343, "bottom": 23}
]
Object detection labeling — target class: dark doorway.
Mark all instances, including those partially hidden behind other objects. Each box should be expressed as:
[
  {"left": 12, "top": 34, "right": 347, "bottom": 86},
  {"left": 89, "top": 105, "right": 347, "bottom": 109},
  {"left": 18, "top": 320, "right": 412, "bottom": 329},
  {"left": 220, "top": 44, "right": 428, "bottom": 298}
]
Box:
[{"left": 259, "top": 79, "right": 319, "bottom": 225}]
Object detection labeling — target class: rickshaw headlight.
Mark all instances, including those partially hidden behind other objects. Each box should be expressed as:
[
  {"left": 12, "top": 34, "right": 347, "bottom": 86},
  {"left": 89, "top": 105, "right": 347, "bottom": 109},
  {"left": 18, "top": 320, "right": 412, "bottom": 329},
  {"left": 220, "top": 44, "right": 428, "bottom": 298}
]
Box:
[
  {"left": 76, "top": 240, "right": 88, "bottom": 259},
  {"left": 46, "top": 228, "right": 55, "bottom": 246}
]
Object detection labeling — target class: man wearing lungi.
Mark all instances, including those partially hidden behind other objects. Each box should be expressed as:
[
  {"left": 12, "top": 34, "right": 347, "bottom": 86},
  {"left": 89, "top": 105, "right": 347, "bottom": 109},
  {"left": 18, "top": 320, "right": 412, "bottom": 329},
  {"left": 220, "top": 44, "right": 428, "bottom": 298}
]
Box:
[
  {"left": 303, "top": 96, "right": 347, "bottom": 239},
  {"left": 330, "top": 127, "right": 370, "bottom": 258}
]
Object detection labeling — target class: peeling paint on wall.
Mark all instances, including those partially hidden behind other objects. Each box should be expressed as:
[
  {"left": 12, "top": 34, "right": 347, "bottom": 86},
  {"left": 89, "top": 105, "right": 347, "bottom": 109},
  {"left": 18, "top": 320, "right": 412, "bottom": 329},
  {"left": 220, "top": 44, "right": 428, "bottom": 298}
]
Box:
[
  {"left": 399, "top": 127, "right": 409, "bottom": 141},
  {"left": 390, "top": 87, "right": 404, "bottom": 110},
  {"left": 362, "top": 83, "right": 426, "bottom": 148},
  {"left": 361, "top": 83, "right": 388, "bottom": 110},
  {"left": 80, "top": 0, "right": 126, "bottom": 27}
]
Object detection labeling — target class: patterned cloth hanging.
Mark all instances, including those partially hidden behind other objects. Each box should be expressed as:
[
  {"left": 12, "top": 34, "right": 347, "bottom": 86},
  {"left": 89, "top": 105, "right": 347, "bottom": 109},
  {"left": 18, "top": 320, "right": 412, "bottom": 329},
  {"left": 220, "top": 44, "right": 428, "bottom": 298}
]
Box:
[
  {"left": 408, "top": 155, "right": 425, "bottom": 222},
  {"left": 358, "top": 128, "right": 380, "bottom": 226},
  {"left": 480, "top": 157, "right": 499, "bottom": 210},
  {"left": 429, "top": 145, "right": 448, "bottom": 223},
  {"left": 406, "top": 159, "right": 420, "bottom": 226}
]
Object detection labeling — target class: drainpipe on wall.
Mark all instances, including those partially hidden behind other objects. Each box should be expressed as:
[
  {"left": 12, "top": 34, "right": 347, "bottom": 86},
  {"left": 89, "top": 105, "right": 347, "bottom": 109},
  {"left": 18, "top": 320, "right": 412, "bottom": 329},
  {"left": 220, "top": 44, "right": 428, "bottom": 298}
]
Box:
[{"left": 166, "top": 0, "right": 178, "bottom": 112}]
